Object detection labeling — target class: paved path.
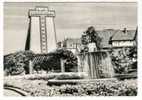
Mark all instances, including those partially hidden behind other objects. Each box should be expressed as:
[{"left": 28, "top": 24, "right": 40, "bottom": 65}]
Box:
[
  {"left": 4, "top": 86, "right": 30, "bottom": 96},
  {"left": 4, "top": 89, "right": 23, "bottom": 96}
]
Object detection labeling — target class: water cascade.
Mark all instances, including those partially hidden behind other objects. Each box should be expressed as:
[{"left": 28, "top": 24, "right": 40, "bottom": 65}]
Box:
[{"left": 77, "top": 51, "right": 114, "bottom": 79}]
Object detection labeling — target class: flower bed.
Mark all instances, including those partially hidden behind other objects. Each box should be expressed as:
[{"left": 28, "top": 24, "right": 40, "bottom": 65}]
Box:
[{"left": 4, "top": 75, "right": 137, "bottom": 96}]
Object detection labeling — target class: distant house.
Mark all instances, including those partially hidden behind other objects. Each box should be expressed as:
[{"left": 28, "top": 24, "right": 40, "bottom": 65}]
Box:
[
  {"left": 97, "top": 29, "right": 118, "bottom": 50},
  {"left": 57, "top": 38, "right": 82, "bottom": 54},
  {"left": 110, "top": 28, "right": 137, "bottom": 48},
  {"left": 57, "top": 29, "right": 118, "bottom": 53},
  {"left": 57, "top": 28, "right": 137, "bottom": 54}
]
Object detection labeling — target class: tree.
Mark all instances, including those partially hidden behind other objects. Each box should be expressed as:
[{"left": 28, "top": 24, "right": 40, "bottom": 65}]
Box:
[
  {"left": 4, "top": 50, "right": 34, "bottom": 75},
  {"left": 111, "top": 47, "right": 137, "bottom": 74},
  {"left": 128, "top": 47, "right": 137, "bottom": 70},
  {"left": 34, "top": 48, "right": 78, "bottom": 73},
  {"left": 81, "top": 26, "right": 102, "bottom": 52},
  {"left": 33, "top": 54, "right": 61, "bottom": 73}
]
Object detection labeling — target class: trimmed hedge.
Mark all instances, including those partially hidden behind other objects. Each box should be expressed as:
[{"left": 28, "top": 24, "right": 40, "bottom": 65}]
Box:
[
  {"left": 54, "top": 73, "right": 85, "bottom": 80},
  {"left": 27, "top": 72, "right": 86, "bottom": 81}
]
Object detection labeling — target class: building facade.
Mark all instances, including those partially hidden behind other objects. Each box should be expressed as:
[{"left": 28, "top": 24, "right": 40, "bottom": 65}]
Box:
[
  {"left": 25, "top": 7, "right": 57, "bottom": 54},
  {"left": 57, "top": 28, "right": 137, "bottom": 55},
  {"left": 110, "top": 28, "right": 137, "bottom": 48},
  {"left": 57, "top": 38, "right": 82, "bottom": 54}
]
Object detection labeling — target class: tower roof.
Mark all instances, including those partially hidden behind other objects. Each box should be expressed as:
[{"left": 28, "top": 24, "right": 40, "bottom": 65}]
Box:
[{"left": 28, "top": 6, "right": 55, "bottom": 17}]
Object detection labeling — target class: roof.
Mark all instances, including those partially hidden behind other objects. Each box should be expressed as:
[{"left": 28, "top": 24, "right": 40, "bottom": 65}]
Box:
[
  {"left": 97, "top": 29, "right": 118, "bottom": 48},
  {"left": 57, "top": 28, "right": 137, "bottom": 49},
  {"left": 59, "top": 29, "right": 117, "bottom": 49},
  {"left": 111, "top": 30, "right": 136, "bottom": 41},
  {"left": 65, "top": 38, "right": 81, "bottom": 44}
]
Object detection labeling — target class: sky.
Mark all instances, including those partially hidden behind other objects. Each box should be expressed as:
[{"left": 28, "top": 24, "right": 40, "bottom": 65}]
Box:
[{"left": 4, "top": 2, "right": 137, "bottom": 54}]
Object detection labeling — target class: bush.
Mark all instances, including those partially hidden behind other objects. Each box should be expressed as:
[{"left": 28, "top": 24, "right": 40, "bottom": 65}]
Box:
[
  {"left": 111, "top": 47, "right": 137, "bottom": 74},
  {"left": 4, "top": 51, "right": 34, "bottom": 75},
  {"left": 4, "top": 77, "right": 137, "bottom": 96},
  {"left": 33, "top": 48, "right": 78, "bottom": 73},
  {"left": 26, "top": 73, "right": 85, "bottom": 81},
  {"left": 54, "top": 80, "right": 137, "bottom": 96},
  {"left": 81, "top": 26, "right": 102, "bottom": 50},
  {"left": 27, "top": 74, "right": 56, "bottom": 80}
]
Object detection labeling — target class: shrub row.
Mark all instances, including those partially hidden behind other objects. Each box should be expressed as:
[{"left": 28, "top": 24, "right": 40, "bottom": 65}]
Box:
[
  {"left": 44, "top": 80, "right": 137, "bottom": 96},
  {"left": 6, "top": 81, "right": 137, "bottom": 96},
  {"left": 26, "top": 72, "right": 86, "bottom": 80}
]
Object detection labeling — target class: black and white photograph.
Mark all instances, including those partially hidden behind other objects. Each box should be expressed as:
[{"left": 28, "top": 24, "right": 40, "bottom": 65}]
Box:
[{"left": 3, "top": 1, "right": 137, "bottom": 96}]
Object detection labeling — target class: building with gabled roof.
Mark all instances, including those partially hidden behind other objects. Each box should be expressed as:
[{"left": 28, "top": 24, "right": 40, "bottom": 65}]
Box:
[
  {"left": 110, "top": 28, "right": 137, "bottom": 48},
  {"left": 57, "top": 29, "right": 117, "bottom": 53},
  {"left": 57, "top": 28, "right": 137, "bottom": 54},
  {"left": 97, "top": 29, "right": 118, "bottom": 49},
  {"left": 57, "top": 38, "right": 82, "bottom": 54}
]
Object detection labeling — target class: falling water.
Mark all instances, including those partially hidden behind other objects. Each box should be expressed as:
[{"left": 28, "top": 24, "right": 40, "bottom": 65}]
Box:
[
  {"left": 99, "top": 51, "right": 114, "bottom": 78},
  {"left": 77, "top": 51, "right": 114, "bottom": 79}
]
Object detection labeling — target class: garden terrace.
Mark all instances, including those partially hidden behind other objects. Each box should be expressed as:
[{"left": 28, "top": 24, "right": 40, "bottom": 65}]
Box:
[{"left": 4, "top": 74, "right": 137, "bottom": 96}]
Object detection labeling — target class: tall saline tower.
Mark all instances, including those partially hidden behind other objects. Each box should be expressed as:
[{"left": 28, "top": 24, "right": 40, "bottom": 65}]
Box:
[{"left": 25, "top": 6, "right": 57, "bottom": 53}]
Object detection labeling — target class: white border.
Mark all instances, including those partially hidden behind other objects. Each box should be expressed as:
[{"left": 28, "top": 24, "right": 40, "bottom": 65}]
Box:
[
  {"left": 138, "top": 0, "right": 142, "bottom": 97},
  {"left": 0, "top": 0, "right": 3, "bottom": 97},
  {"left": 0, "top": 0, "right": 141, "bottom": 99},
  {"left": 3, "top": 0, "right": 138, "bottom": 2}
]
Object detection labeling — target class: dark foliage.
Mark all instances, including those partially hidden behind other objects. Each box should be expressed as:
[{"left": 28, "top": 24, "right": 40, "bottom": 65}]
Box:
[
  {"left": 34, "top": 48, "right": 78, "bottom": 72},
  {"left": 81, "top": 26, "right": 102, "bottom": 52},
  {"left": 4, "top": 51, "right": 34, "bottom": 75},
  {"left": 5, "top": 78, "right": 136, "bottom": 96},
  {"left": 111, "top": 47, "right": 137, "bottom": 74}
]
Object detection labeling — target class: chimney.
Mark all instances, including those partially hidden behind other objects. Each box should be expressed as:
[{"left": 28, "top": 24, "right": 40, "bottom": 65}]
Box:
[{"left": 123, "top": 28, "right": 127, "bottom": 34}]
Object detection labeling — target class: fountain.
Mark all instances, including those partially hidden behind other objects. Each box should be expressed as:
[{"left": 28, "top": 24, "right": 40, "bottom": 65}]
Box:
[{"left": 77, "top": 49, "right": 114, "bottom": 79}]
